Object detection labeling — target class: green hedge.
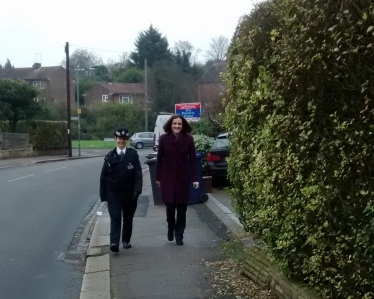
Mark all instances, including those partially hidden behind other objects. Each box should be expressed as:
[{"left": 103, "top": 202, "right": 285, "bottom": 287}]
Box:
[
  {"left": 17, "top": 120, "right": 67, "bottom": 150},
  {"left": 193, "top": 134, "right": 215, "bottom": 170},
  {"left": 224, "top": 0, "right": 374, "bottom": 298}
]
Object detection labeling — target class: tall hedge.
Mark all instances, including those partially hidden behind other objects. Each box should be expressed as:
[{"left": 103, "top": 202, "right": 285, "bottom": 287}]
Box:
[
  {"left": 17, "top": 120, "right": 67, "bottom": 150},
  {"left": 224, "top": 0, "right": 374, "bottom": 298}
]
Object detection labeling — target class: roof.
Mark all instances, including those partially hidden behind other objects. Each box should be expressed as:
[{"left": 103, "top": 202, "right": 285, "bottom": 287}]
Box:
[
  {"left": 98, "top": 83, "right": 144, "bottom": 94},
  {"left": 218, "top": 132, "right": 230, "bottom": 138},
  {"left": 0, "top": 66, "right": 63, "bottom": 80},
  {"left": 199, "top": 61, "right": 227, "bottom": 83}
]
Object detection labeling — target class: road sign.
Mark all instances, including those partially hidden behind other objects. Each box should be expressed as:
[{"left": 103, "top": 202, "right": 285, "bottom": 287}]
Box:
[
  {"left": 175, "top": 103, "right": 201, "bottom": 122},
  {"left": 71, "top": 117, "right": 78, "bottom": 121},
  {"left": 77, "top": 108, "right": 81, "bottom": 114}
]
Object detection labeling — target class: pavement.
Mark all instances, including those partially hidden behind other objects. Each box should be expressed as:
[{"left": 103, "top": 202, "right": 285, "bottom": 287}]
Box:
[{"left": 82, "top": 169, "right": 244, "bottom": 299}]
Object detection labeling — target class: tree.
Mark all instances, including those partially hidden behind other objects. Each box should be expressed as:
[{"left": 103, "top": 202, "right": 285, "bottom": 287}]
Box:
[
  {"left": 0, "top": 79, "right": 41, "bottom": 132},
  {"left": 130, "top": 25, "right": 172, "bottom": 69},
  {"left": 173, "top": 40, "right": 202, "bottom": 64},
  {"left": 148, "top": 62, "right": 197, "bottom": 114},
  {"left": 205, "top": 36, "right": 229, "bottom": 61},
  {"left": 77, "top": 77, "right": 95, "bottom": 105},
  {"left": 92, "top": 65, "right": 109, "bottom": 82},
  {"left": 4, "top": 59, "right": 13, "bottom": 69},
  {"left": 61, "top": 49, "right": 103, "bottom": 74},
  {"left": 114, "top": 68, "right": 143, "bottom": 83},
  {"left": 107, "top": 53, "right": 131, "bottom": 76}
]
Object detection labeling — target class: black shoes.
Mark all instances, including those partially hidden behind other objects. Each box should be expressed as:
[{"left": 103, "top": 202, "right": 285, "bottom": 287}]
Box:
[
  {"left": 167, "top": 230, "right": 174, "bottom": 241},
  {"left": 176, "top": 239, "right": 184, "bottom": 246},
  {"left": 110, "top": 242, "right": 131, "bottom": 251},
  {"left": 123, "top": 242, "right": 132, "bottom": 249},
  {"left": 110, "top": 243, "right": 119, "bottom": 252}
]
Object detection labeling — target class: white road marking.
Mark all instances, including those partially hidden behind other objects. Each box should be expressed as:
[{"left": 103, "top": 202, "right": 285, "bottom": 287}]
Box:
[
  {"left": 8, "top": 174, "right": 34, "bottom": 182},
  {"left": 46, "top": 167, "right": 66, "bottom": 173}
]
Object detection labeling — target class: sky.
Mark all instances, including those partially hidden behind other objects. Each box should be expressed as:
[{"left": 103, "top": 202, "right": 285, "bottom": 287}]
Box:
[{"left": 0, "top": 0, "right": 255, "bottom": 68}]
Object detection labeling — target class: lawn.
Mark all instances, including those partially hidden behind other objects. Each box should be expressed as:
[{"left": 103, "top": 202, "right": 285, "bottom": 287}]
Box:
[{"left": 72, "top": 140, "right": 131, "bottom": 149}]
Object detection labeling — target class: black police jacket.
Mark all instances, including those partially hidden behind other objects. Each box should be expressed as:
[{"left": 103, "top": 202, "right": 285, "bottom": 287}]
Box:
[{"left": 100, "top": 147, "right": 142, "bottom": 203}]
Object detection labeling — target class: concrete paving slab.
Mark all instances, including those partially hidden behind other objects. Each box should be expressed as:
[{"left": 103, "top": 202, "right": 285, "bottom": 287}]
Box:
[
  {"left": 85, "top": 254, "right": 110, "bottom": 274},
  {"left": 90, "top": 236, "right": 110, "bottom": 247},
  {"left": 80, "top": 271, "right": 110, "bottom": 299},
  {"left": 87, "top": 247, "right": 101, "bottom": 257}
]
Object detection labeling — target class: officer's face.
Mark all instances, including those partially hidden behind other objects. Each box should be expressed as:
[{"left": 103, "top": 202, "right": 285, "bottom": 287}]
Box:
[{"left": 116, "top": 137, "right": 127, "bottom": 149}]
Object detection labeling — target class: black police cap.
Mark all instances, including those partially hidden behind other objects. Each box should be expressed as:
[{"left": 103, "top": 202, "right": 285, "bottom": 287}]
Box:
[{"left": 114, "top": 128, "right": 130, "bottom": 138}]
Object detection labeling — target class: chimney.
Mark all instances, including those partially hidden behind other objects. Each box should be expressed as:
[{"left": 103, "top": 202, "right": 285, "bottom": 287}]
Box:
[{"left": 32, "top": 62, "right": 41, "bottom": 71}]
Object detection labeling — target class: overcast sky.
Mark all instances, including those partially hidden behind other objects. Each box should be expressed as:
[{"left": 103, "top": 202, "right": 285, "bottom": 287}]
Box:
[{"left": 0, "top": 0, "right": 255, "bottom": 68}]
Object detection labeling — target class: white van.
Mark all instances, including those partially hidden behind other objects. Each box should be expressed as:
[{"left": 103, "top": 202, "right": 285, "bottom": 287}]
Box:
[{"left": 153, "top": 112, "right": 172, "bottom": 151}]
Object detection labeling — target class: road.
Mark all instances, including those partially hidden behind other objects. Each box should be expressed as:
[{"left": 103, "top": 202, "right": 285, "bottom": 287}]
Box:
[{"left": 0, "top": 148, "right": 152, "bottom": 299}]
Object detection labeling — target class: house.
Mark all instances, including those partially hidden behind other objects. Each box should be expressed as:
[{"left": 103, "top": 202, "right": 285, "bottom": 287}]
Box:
[
  {"left": 84, "top": 82, "right": 145, "bottom": 107},
  {"left": 0, "top": 64, "right": 74, "bottom": 104},
  {"left": 197, "top": 61, "right": 227, "bottom": 115}
]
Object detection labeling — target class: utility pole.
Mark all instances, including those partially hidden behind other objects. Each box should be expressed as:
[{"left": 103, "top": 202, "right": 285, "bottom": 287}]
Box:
[
  {"left": 76, "top": 69, "right": 81, "bottom": 157},
  {"left": 144, "top": 59, "right": 148, "bottom": 131},
  {"left": 65, "top": 42, "right": 72, "bottom": 157}
]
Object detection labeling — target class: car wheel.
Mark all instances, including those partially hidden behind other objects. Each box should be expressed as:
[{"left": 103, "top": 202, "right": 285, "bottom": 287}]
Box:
[{"left": 135, "top": 142, "right": 143, "bottom": 149}]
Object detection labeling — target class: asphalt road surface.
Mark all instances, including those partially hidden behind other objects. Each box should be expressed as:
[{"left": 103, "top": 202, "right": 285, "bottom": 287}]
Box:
[{"left": 0, "top": 148, "right": 152, "bottom": 299}]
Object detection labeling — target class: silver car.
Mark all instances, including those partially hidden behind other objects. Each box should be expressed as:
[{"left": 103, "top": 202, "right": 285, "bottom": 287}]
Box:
[{"left": 130, "top": 132, "right": 154, "bottom": 149}]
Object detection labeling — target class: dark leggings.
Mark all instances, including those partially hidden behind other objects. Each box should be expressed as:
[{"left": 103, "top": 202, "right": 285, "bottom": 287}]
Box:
[{"left": 165, "top": 203, "right": 188, "bottom": 240}]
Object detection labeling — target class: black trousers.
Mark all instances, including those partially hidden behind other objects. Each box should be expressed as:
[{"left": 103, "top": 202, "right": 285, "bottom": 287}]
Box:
[
  {"left": 165, "top": 203, "right": 188, "bottom": 240},
  {"left": 107, "top": 201, "right": 137, "bottom": 245}
]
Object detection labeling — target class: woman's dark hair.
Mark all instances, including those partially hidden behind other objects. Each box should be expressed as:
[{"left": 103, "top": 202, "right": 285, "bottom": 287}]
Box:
[{"left": 163, "top": 114, "right": 192, "bottom": 134}]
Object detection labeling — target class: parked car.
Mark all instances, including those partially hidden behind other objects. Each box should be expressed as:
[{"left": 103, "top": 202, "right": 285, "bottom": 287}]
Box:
[
  {"left": 206, "top": 132, "right": 230, "bottom": 182},
  {"left": 130, "top": 132, "right": 154, "bottom": 149}
]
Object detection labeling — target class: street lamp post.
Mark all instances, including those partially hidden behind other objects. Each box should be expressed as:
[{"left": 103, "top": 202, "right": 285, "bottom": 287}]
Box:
[
  {"left": 76, "top": 69, "right": 81, "bottom": 157},
  {"left": 74, "top": 65, "right": 103, "bottom": 157}
]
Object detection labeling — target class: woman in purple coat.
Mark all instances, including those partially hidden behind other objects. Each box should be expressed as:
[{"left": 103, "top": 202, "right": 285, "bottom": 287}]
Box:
[{"left": 156, "top": 114, "right": 199, "bottom": 245}]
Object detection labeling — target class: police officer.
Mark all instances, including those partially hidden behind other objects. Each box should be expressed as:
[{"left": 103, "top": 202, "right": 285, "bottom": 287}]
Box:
[{"left": 100, "top": 128, "right": 142, "bottom": 253}]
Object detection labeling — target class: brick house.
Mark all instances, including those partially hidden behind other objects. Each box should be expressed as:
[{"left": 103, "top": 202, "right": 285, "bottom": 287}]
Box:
[
  {"left": 197, "top": 61, "right": 227, "bottom": 116},
  {"left": 0, "top": 64, "right": 74, "bottom": 104},
  {"left": 84, "top": 83, "right": 145, "bottom": 107}
]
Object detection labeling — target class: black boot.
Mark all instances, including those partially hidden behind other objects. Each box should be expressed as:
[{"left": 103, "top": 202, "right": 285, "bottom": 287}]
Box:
[
  {"left": 168, "top": 230, "right": 174, "bottom": 241},
  {"left": 110, "top": 243, "right": 119, "bottom": 252},
  {"left": 123, "top": 242, "right": 132, "bottom": 249}
]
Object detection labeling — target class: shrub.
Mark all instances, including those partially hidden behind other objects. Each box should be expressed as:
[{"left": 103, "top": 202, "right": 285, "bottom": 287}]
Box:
[
  {"left": 17, "top": 120, "right": 67, "bottom": 150},
  {"left": 224, "top": 0, "right": 374, "bottom": 298},
  {"left": 79, "top": 103, "right": 145, "bottom": 139},
  {"left": 193, "top": 134, "right": 215, "bottom": 171},
  {"left": 190, "top": 119, "right": 216, "bottom": 137}
]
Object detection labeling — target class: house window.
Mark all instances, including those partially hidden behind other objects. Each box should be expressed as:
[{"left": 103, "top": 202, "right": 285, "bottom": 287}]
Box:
[
  {"left": 119, "top": 95, "right": 133, "bottom": 104},
  {"left": 102, "top": 95, "right": 108, "bottom": 102},
  {"left": 219, "top": 83, "right": 225, "bottom": 95},
  {"left": 33, "top": 81, "right": 45, "bottom": 89}
]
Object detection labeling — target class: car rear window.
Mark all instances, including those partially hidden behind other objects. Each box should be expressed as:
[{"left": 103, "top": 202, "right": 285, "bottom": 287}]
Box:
[{"left": 213, "top": 137, "right": 230, "bottom": 149}]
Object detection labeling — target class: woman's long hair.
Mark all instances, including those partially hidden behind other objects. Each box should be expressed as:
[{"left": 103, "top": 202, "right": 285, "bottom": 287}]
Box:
[{"left": 163, "top": 114, "right": 192, "bottom": 134}]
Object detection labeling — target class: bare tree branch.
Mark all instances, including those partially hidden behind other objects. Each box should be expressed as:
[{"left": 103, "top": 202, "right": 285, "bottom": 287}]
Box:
[{"left": 205, "top": 36, "right": 229, "bottom": 61}]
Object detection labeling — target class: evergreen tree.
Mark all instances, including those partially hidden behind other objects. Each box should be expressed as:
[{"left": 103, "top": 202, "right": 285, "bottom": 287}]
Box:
[
  {"left": 4, "top": 59, "right": 13, "bottom": 69},
  {"left": 130, "top": 25, "right": 172, "bottom": 69}
]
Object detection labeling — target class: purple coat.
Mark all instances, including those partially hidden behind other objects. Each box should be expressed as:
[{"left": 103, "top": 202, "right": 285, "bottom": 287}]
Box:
[{"left": 156, "top": 133, "right": 198, "bottom": 204}]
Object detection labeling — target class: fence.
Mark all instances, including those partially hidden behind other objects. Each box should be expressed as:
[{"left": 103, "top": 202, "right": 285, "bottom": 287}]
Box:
[{"left": 0, "top": 132, "right": 30, "bottom": 150}]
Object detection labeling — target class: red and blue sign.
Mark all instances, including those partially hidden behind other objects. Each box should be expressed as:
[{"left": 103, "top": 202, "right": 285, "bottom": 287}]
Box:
[{"left": 175, "top": 103, "right": 201, "bottom": 122}]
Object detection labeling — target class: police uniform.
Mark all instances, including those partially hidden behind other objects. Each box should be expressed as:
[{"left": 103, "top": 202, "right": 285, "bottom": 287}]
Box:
[{"left": 100, "top": 128, "right": 142, "bottom": 252}]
